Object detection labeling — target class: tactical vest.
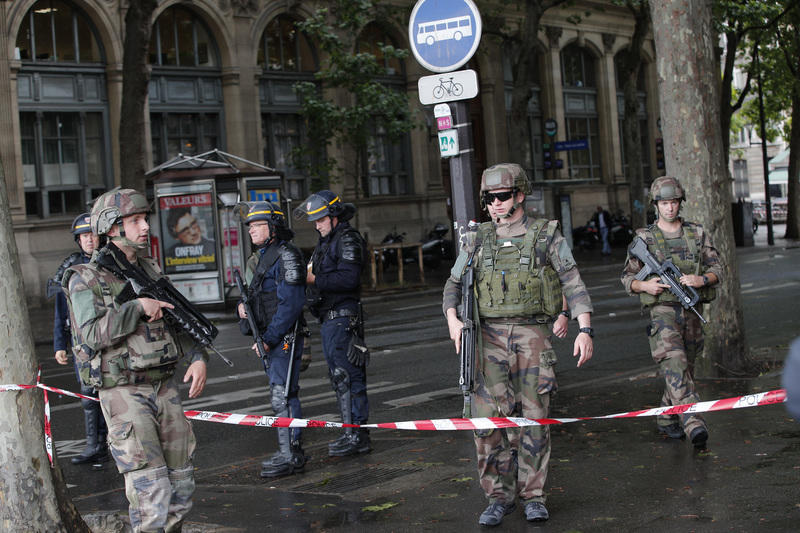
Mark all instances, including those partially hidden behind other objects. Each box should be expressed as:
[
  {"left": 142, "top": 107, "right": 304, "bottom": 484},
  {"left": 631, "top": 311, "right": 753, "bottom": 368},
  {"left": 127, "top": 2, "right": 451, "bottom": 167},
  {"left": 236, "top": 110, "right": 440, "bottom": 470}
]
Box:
[
  {"left": 65, "top": 255, "right": 179, "bottom": 389},
  {"left": 639, "top": 223, "right": 716, "bottom": 307},
  {"left": 475, "top": 219, "right": 563, "bottom": 319},
  {"left": 246, "top": 244, "right": 282, "bottom": 332}
]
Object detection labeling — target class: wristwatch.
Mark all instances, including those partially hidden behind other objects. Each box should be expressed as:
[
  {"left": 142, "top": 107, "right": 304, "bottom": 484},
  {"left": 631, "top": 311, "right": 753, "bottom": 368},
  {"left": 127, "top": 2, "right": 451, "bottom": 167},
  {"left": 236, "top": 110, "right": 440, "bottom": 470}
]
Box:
[
  {"left": 559, "top": 310, "right": 570, "bottom": 319},
  {"left": 702, "top": 274, "right": 709, "bottom": 286},
  {"left": 579, "top": 327, "right": 594, "bottom": 338}
]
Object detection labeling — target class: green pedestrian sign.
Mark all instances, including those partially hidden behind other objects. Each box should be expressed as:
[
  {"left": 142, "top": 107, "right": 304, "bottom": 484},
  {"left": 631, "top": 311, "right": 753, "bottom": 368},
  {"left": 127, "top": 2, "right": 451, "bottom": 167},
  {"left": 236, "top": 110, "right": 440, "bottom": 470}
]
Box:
[{"left": 438, "top": 129, "right": 459, "bottom": 157}]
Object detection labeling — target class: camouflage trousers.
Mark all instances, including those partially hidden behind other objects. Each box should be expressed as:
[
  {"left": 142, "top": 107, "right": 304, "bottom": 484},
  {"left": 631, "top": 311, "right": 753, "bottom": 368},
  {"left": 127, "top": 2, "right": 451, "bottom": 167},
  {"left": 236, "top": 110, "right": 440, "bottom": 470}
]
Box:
[
  {"left": 647, "top": 303, "right": 707, "bottom": 435},
  {"left": 472, "top": 320, "right": 556, "bottom": 504},
  {"left": 99, "top": 377, "right": 197, "bottom": 533}
]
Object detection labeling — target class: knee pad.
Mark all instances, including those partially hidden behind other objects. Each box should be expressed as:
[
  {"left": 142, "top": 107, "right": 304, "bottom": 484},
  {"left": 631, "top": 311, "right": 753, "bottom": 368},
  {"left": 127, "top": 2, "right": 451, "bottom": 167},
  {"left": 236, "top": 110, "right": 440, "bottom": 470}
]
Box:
[
  {"left": 330, "top": 367, "right": 350, "bottom": 394},
  {"left": 271, "top": 385, "right": 288, "bottom": 416}
]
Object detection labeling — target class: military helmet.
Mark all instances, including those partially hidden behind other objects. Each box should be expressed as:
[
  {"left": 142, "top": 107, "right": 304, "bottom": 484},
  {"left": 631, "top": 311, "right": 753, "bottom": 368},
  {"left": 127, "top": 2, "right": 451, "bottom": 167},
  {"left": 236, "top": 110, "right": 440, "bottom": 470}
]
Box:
[
  {"left": 480, "top": 163, "right": 531, "bottom": 195},
  {"left": 71, "top": 212, "right": 92, "bottom": 235},
  {"left": 293, "top": 190, "right": 353, "bottom": 222},
  {"left": 237, "top": 201, "right": 286, "bottom": 227},
  {"left": 90, "top": 188, "right": 150, "bottom": 236},
  {"left": 649, "top": 176, "right": 685, "bottom": 202}
]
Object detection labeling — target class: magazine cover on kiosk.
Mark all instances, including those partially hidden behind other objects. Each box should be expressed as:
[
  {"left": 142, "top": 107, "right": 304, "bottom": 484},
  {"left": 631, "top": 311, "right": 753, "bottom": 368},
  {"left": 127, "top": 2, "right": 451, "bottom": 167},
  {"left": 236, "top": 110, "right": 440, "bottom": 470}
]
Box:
[{"left": 160, "top": 192, "right": 218, "bottom": 274}]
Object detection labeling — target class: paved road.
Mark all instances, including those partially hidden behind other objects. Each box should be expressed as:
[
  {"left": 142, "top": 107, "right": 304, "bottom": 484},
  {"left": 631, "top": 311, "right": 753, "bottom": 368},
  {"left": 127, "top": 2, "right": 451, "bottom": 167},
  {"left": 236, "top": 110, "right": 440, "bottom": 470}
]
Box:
[{"left": 36, "top": 235, "right": 800, "bottom": 531}]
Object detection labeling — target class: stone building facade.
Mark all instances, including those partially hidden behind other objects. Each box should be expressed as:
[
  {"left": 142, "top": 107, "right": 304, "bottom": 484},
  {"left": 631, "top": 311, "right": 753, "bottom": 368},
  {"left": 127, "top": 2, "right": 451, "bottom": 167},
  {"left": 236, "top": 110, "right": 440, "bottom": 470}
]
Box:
[{"left": 0, "top": 0, "right": 662, "bottom": 305}]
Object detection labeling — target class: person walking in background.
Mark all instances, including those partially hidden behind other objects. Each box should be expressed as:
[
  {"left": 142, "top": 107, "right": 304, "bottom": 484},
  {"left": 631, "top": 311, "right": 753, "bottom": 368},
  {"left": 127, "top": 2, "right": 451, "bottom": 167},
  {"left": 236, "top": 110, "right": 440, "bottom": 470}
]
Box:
[{"left": 593, "top": 205, "right": 612, "bottom": 256}]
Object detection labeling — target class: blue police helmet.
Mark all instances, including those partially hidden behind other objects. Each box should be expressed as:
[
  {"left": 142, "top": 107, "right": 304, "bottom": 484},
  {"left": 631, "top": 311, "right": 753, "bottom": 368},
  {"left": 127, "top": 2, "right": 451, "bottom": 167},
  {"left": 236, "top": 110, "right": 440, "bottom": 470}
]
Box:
[
  {"left": 293, "top": 190, "right": 354, "bottom": 222},
  {"left": 71, "top": 212, "right": 92, "bottom": 236},
  {"left": 237, "top": 201, "right": 286, "bottom": 227}
]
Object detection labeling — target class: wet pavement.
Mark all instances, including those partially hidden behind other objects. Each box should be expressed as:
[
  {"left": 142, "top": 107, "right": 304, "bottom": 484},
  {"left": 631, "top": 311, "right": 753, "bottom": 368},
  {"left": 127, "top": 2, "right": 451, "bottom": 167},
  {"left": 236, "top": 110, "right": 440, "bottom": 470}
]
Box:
[{"left": 28, "top": 225, "right": 800, "bottom": 532}]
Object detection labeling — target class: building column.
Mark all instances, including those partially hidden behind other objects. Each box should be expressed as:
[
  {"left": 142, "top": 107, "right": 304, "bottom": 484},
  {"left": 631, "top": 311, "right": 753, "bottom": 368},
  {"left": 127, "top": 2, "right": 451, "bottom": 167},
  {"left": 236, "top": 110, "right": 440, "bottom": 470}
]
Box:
[
  {"left": 105, "top": 63, "right": 123, "bottom": 186},
  {"left": 0, "top": 0, "right": 24, "bottom": 219},
  {"left": 542, "top": 25, "right": 565, "bottom": 180},
  {"left": 598, "top": 33, "right": 622, "bottom": 184}
]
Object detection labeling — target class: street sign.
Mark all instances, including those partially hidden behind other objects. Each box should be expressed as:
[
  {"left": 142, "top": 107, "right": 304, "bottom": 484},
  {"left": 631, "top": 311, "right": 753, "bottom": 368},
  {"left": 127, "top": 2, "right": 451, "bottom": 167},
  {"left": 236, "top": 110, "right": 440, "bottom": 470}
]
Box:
[
  {"left": 418, "top": 69, "right": 479, "bottom": 105},
  {"left": 408, "top": 0, "right": 482, "bottom": 73},
  {"left": 434, "top": 103, "right": 452, "bottom": 130},
  {"left": 433, "top": 103, "right": 451, "bottom": 117},
  {"left": 438, "top": 129, "right": 459, "bottom": 157},
  {"left": 554, "top": 139, "right": 589, "bottom": 151},
  {"left": 544, "top": 118, "right": 557, "bottom": 137}
]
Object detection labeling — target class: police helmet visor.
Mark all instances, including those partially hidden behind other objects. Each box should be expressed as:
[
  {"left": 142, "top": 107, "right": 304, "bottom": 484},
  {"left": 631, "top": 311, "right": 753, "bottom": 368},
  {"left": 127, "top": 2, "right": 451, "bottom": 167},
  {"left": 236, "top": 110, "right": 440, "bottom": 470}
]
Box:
[{"left": 293, "top": 192, "right": 341, "bottom": 222}]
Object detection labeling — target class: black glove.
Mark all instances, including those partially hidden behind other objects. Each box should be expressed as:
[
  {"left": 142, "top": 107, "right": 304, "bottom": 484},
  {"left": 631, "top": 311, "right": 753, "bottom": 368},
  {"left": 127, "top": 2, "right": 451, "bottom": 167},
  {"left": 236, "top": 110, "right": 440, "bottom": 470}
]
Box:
[{"left": 346, "top": 335, "right": 370, "bottom": 367}]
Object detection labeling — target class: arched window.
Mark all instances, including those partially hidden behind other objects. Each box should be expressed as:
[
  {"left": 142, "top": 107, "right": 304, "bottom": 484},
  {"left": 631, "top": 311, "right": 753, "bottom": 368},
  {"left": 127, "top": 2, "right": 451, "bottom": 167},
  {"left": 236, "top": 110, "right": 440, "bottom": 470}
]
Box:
[
  {"left": 561, "top": 44, "right": 601, "bottom": 180},
  {"left": 258, "top": 15, "right": 316, "bottom": 73},
  {"left": 259, "top": 14, "right": 318, "bottom": 200},
  {"left": 614, "top": 51, "right": 651, "bottom": 182},
  {"left": 149, "top": 6, "right": 223, "bottom": 164},
  {"left": 16, "top": 0, "right": 110, "bottom": 217},
  {"left": 357, "top": 23, "right": 410, "bottom": 196}
]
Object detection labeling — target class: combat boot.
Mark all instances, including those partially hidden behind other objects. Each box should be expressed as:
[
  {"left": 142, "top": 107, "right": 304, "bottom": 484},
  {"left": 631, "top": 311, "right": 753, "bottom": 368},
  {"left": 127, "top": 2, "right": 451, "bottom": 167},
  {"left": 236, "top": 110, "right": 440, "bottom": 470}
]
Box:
[
  {"left": 72, "top": 409, "right": 103, "bottom": 464},
  {"left": 690, "top": 427, "right": 709, "bottom": 449},
  {"left": 328, "top": 428, "right": 355, "bottom": 456},
  {"left": 657, "top": 422, "right": 685, "bottom": 440},
  {"left": 328, "top": 428, "right": 371, "bottom": 457},
  {"left": 261, "top": 428, "right": 304, "bottom": 478}
]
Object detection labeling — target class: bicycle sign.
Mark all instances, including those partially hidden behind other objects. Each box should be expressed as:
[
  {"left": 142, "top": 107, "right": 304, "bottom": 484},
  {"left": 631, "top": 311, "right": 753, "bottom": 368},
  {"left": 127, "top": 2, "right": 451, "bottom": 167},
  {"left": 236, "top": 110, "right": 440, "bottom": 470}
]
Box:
[
  {"left": 417, "top": 69, "right": 478, "bottom": 105},
  {"left": 409, "top": 0, "right": 482, "bottom": 73}
]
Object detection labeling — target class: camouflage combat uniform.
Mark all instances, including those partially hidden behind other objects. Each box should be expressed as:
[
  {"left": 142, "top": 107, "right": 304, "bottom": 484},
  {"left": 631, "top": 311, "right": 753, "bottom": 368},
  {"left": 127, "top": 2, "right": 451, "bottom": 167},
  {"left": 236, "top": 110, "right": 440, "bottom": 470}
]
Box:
[
  {"left": 443, "top": 214, "right": 593, "bottom": 506},
  {"left": 621, "top": 221, "right": 722, "bottom": 436},
  {"left": 64, "top": 247, "right": 207, "bottom": 532}
]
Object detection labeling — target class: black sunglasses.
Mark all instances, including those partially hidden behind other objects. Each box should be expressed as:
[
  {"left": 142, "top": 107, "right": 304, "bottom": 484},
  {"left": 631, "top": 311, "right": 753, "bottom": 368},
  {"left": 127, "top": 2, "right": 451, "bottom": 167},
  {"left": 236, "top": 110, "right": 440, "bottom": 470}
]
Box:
[{"left": 483, "top": 190, "right": 515, "bottom": 203}]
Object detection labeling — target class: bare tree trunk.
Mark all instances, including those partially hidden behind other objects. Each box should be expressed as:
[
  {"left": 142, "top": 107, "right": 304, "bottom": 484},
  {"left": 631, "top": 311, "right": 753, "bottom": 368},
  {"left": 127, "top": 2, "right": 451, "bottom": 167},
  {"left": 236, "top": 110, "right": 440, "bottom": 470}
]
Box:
[
  {"left": 650, "top": 0, "right": 748, "bottom": 376},
  {"left": 0, "top": 160, "right": 90, "bottom": 531},
  {"left": 119, "top": 0, "right": 158, "bottom": 191},
  {"left": 619, "top": 0, "right": 651, "bottom": 230},
  {"left": 785, "top": 87, "right": 800, "bottom": 239},
  {"left": 507, "top": 0, "right": 546, "bottom": 166}
]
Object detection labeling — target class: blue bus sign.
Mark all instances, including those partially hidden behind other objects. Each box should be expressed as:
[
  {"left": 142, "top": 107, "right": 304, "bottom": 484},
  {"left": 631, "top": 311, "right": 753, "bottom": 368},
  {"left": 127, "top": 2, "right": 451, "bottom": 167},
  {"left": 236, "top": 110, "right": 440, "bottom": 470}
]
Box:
[{"left": 408, "top": 0, "right": 482, "bottom": 73}]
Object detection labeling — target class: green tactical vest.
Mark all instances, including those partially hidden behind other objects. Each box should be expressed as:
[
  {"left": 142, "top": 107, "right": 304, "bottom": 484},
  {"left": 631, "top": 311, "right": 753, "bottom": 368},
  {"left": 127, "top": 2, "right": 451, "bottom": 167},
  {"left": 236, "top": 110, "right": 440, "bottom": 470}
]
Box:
[
  {"left": 65, "top": 256, "right": 179, "bottom": 389},
  {"left": 639, "top": 223, "right": 716, "bottom": 307},
  {"left": 475, "top": 219, "right": 563, "bottom": 319}
]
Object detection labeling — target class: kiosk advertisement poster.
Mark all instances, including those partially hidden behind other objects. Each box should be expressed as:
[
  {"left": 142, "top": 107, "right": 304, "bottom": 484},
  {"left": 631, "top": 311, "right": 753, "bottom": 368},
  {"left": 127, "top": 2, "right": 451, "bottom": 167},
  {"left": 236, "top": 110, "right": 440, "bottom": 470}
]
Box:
[{"left": 160, "top": 192, "right": 218, "bottom": 274}]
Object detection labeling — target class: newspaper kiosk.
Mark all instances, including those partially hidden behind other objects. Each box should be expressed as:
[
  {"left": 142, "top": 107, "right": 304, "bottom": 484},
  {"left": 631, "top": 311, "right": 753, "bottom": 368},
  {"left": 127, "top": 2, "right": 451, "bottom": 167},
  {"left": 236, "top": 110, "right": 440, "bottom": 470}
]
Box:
[{"left": 147, "top": 150, "right": 283, "bottom": 304}]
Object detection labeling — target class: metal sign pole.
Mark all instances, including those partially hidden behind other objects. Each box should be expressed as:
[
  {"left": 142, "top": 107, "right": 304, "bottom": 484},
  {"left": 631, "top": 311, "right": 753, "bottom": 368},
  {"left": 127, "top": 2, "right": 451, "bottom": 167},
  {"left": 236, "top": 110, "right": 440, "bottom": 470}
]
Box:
[{"left": 448, "top": 101, "right": 477, "bottom": 248}]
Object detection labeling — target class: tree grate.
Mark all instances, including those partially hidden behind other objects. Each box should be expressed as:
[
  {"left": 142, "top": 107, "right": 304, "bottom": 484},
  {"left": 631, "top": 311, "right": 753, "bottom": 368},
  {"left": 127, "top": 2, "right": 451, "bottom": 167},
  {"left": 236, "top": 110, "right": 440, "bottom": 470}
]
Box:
[{"left": 290, "top": 465, "right": 425, "bottom": 494}]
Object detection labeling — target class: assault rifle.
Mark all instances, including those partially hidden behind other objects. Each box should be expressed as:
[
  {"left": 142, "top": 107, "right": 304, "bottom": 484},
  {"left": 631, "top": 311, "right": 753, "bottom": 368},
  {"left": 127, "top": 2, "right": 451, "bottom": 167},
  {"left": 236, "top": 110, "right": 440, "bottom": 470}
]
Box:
[
  {"left": 459, "top": 256, "right": 477, "bottom": 417},
  {"left": 233, "top": 269, "right": 270, "bottom": 366},
  {"left": 629, "top": 237, "right": 707, "bottom": 324},
  {"left": 100, "top": 246, "right": 234, "bottom": 366}
]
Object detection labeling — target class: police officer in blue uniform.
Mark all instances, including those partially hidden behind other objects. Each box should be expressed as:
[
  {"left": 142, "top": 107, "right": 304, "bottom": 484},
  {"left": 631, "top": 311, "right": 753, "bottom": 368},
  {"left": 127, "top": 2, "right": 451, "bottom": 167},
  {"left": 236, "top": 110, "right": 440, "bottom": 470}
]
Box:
[
  {"left": 237, "top": 201, "right": 308, "bottom": 478},
  {"left": 295, "top": 191, "right": 371, "bottom": 456},
  {"left": 49, "top": 213, "right": 108, "bottom": 465}
]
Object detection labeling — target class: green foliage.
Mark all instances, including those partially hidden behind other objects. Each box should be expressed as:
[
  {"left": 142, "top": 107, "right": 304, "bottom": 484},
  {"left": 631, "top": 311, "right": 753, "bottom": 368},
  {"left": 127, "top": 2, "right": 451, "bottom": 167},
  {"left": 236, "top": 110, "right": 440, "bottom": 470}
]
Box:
[
  {"left": 292, "top": 0, "right": 415, "bottom": 191},
  {"left": 717, "top": 0, "right": 797, "bottom": 145}
]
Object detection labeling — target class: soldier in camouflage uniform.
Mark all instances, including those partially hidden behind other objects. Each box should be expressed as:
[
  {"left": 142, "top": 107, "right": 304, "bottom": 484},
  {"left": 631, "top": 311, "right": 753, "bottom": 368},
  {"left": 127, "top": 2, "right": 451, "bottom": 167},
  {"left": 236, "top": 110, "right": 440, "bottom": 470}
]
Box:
[
  {"left": 621, "top": 176, "right": 722, "bottom": 449},
  {"left": 443, "top": 163, "right": 594, "bottom": 526},
  {"left": 62, "top": 188, "right": 208, "bottom": 533}
]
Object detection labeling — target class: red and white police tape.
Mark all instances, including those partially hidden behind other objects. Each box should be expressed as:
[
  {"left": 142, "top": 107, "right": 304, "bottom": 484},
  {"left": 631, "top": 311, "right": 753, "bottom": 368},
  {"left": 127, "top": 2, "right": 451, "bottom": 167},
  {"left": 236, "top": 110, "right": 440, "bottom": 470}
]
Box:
[
  {"left": 0, "top": 375, "right": 788, "bottom": 465},
  {"left": 183, "top": 388, "right": 786, "bottom": 430}
]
